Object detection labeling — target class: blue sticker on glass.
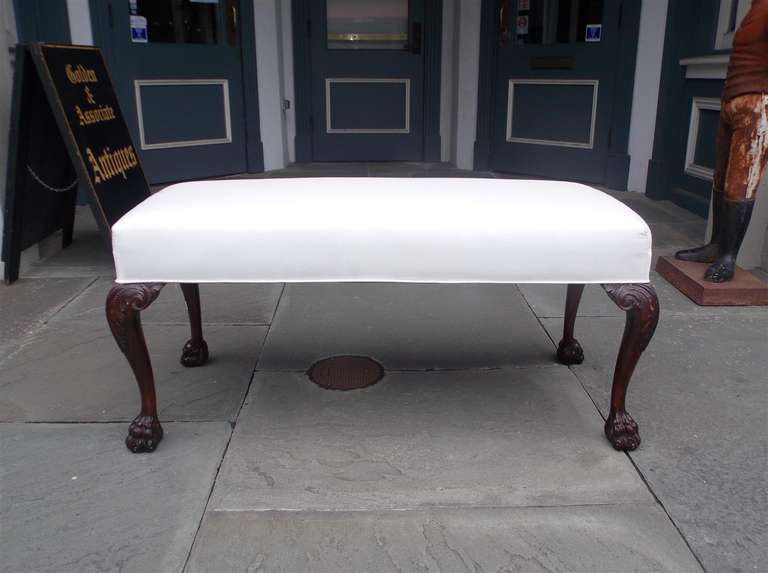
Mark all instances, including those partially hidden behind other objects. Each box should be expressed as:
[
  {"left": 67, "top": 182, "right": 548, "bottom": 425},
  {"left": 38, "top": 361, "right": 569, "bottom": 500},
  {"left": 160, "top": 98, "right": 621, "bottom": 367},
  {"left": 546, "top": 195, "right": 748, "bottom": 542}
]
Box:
[
  {"left": 130, "top": 15, "right": 148, "bottom": 43},
  {"left": 585, "top": 24, "right": 602, "bottom": 43}
]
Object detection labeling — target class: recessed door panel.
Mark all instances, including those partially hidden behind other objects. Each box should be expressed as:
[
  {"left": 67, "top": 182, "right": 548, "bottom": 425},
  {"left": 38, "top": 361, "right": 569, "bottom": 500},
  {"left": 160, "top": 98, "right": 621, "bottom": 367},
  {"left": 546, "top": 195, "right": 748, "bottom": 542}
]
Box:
[
  {"left": 490, "top": 0, "right": 622, "bottom": 184},
  {"left": 94, "top": 0, "right": 247, "bottom": 183},
  {"left": 310, "top": 0, "right": 425, "bottom": 161}
]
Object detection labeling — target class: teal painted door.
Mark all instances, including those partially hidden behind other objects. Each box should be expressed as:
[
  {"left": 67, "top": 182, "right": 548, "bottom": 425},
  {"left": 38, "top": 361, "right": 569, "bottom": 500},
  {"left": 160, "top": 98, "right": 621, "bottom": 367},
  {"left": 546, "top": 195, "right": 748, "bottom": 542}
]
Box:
[
  {"left": 490, "top": 0, "right": 624, "bottom": 183},
  {"left": 93, "top": 0, "right": 247, "bottom": 183},
  {"left": 309, "top": 0, "right": 426, "bottom": 161}
]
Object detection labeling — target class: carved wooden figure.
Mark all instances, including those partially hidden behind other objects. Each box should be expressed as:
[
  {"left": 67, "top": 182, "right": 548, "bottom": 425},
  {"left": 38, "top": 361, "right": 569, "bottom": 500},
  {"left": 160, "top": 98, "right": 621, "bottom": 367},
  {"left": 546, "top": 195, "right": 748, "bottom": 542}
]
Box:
[
  {"left": 106, "top": 283, "right": 208, "bottom": 452},
  {"left": 557, "top": 283, "right": 660, "bottom": 451}
]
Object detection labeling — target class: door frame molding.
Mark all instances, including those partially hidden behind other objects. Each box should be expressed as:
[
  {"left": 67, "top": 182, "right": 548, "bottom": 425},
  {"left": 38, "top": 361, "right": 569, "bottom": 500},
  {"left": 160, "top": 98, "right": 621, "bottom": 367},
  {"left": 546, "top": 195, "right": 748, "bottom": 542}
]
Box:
[
  {"left": 474, "top": 0, "right": 642, "bottom": 188},
  {"left": 87, "top": 0, "right": 264, "bottom": 173},
  {"left": 291, "top": 0, "right": 443, "bottom": 162}
]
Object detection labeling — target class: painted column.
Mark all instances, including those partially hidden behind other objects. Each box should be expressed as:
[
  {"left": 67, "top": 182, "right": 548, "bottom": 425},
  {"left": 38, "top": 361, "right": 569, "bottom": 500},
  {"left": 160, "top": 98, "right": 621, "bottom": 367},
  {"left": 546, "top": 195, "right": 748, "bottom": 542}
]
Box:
[
  {"left": 627, "top": 0, "right": 669, "bottom": 193},
  {"left": 453, "top": 0, "right": 481, "bottom": 170},
  {"left": 280, "top": 0, "right": 296, "bottom": 163},
  {"left": 66, "top": 0, "right": 94, "bottom": 45},
  {"left": 254, "top": 0, "right": 289, "bottom": 170}
]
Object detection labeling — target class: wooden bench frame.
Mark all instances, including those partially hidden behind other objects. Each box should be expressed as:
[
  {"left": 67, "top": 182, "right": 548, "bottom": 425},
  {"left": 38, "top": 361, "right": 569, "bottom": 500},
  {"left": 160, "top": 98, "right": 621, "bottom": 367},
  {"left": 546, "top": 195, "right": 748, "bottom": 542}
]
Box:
[{"left": 106, "top": 281, "right": 659, "bottom": 453}]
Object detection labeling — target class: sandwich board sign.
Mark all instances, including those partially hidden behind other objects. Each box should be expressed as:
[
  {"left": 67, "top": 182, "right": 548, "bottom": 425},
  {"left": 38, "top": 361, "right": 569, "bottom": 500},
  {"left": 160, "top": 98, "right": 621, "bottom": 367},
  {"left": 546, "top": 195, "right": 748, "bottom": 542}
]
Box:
[{"left": 2, "top": 43, "right": 151, "bottom": 284}]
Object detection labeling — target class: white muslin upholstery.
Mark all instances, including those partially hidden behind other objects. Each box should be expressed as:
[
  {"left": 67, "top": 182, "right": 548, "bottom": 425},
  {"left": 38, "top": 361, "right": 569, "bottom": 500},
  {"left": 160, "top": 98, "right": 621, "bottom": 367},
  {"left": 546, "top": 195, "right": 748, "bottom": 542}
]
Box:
[{"left": 111, "top": 178, "right": 652, "bottom": 284}]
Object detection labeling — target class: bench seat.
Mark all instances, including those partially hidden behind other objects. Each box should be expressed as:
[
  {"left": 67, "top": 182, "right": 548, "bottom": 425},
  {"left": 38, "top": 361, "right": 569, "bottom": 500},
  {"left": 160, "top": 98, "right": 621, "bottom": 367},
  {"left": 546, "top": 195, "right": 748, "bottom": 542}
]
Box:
[
  {"left": 105, "top": 177, "right": 660, "bottom": 455},
  {"left": 111, "top": 178, "right": 652, "bottom": 285}
]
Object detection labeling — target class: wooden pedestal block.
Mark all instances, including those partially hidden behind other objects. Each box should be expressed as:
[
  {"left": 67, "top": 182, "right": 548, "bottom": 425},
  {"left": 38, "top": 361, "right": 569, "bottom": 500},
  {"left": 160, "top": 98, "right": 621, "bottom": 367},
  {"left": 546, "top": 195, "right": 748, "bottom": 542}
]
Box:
[{"left": 656, "top": 256, "right": 768, "bottom": 306}]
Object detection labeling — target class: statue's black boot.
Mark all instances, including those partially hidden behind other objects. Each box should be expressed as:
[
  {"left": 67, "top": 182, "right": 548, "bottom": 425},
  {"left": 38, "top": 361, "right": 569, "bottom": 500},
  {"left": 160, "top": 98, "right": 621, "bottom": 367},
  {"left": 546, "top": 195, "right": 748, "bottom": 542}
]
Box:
[
  {"left": 704, "top": 200, "right": 754, "bottom": 283},
  {"left": 675, "top": 191, "right": 723, "bottom": 263}
]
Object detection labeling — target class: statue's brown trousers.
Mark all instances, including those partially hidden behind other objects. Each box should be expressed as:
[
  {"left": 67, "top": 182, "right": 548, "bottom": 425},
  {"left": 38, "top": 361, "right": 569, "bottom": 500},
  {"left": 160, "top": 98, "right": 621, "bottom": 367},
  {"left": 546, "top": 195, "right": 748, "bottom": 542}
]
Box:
[{"left": 714, "top": 93, "right": 768, "bottom": 202}]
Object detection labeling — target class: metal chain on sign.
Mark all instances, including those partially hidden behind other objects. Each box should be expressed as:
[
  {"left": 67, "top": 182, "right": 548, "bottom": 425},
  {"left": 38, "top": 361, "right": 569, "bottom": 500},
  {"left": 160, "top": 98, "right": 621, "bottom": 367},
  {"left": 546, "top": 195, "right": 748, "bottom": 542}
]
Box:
[{"left": 26, "top": 164, "right": 78, "bottom": 193}]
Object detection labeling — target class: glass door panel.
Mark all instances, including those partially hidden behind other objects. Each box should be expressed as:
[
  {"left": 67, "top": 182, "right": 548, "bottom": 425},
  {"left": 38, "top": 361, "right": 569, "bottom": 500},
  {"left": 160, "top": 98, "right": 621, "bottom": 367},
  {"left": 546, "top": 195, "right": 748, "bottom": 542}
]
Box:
[{"left": 327, "top": 0, "right": 409, "bottom": 50}]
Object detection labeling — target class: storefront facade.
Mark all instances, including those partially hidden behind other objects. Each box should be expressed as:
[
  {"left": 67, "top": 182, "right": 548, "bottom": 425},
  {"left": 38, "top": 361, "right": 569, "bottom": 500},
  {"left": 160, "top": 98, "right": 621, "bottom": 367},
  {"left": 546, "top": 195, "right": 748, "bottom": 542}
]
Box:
[{"left": 2, "top": 0, "right": 767, "bottom": 271}]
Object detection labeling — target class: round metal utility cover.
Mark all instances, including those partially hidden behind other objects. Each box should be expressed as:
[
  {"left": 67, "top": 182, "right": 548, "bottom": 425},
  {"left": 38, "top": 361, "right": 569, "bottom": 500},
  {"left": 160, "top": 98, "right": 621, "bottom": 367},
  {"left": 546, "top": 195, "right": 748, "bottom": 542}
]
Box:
[{"left": 307, "top": 355, "right": 384, "bottom": 391}]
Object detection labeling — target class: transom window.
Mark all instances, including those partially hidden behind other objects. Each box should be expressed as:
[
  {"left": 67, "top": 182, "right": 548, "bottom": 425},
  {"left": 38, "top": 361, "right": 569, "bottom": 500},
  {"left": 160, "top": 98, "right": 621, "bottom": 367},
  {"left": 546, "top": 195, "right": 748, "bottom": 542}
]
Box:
[
  {"left": 326, "top": 0, "right": 409, "bottom": 50},
  {"left": 134, "top": 0, "right": 239, "bottom": 46}
]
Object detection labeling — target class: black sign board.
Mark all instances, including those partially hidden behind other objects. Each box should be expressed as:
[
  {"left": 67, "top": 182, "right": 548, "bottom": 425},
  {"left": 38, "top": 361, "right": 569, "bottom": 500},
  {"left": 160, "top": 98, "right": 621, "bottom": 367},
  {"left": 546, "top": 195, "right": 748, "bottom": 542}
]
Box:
[{"left": 2, "top": 43, "right": 151, "bottom": 283}]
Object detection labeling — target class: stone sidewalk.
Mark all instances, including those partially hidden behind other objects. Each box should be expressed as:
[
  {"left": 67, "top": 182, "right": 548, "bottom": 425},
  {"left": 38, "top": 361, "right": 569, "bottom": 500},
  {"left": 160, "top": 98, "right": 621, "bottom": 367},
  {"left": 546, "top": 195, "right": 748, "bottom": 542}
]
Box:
[{"left": 1, "top": 166, "right": 765, "bottom": 573}]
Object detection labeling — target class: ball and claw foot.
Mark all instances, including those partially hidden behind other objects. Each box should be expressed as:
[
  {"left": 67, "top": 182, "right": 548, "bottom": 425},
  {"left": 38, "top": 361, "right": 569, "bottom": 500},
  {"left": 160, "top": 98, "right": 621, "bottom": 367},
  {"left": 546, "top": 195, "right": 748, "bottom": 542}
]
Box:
[
  {"left": 180, "top": 339, "right": 209, "bottom": 367},
  {"left": 557, "top": 338, "right": 584, "bottom": 365},
  {"left": 126, "top": 415, "right": 164, "bottom": 453},
  {"left": 674, "top": 243, "right": 719, "bottom": 263},
  {"left": 704, "top": 255, "right": 736, "bottom": 283},
  {"left": 605, "top": 410, "right": 641, "bottom": 451}
]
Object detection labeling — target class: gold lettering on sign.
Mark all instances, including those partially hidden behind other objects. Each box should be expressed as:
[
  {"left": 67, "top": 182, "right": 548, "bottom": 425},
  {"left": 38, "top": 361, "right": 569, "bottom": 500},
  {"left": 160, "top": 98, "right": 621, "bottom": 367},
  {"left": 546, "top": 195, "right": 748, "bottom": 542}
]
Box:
[
  {"left": 75, "top": 104, "right": 116, "bottom": 126},
  {"left": 65, "top": 64, "right": 98, "bottom": 84},
  {"left": 86, "top": 145, "right": 139, "bottom": 184}
]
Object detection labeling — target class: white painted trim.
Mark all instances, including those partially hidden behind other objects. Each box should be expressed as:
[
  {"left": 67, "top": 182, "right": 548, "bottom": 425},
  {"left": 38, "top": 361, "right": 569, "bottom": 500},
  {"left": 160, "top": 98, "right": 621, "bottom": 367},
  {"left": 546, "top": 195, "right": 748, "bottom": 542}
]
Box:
[
  {"left": 715, "top": 0, "right": 750, "bottom": 50},
  {"left": 684, "top": 97, "right": 721, "bottom": 182},
  {"left": 254, "top": 0, "right": 288, "bottom": 170},
  {"left": 66, "top": 0, "right": 94, "bottom": 45},
  {"left": 325, "top": 78, "right": 411, "bottom": 134},
  {"left": 627, "top": 0, "right": 669, "bottom": 193},
  {"left": 679, "top": 55, "right": 729, "bottom": 80},
  {"left": 505, "top": 79, "right": 598, "bottom": 149},
  {"left": 280, "top": 0, "right": 296, "bottom": 163},
  {"left": 454, "top": 0, "right": 480, "bottom": 170},
  {"left": 134, "top": 79, "right": 232, "bottom": 150}
]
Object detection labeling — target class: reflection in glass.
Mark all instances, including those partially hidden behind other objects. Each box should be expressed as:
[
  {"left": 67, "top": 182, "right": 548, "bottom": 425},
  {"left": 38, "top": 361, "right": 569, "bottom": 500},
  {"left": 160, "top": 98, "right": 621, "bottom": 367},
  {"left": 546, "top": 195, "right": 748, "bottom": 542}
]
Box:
[
  {"left": 135, "top": 0, "right": 239, "bottom": 45},
  {"left": 327, "top": 0, "right": 409, "bottom": 50},
  {"left": 515, "top": 0, "right": 603, "bottom": 45}
]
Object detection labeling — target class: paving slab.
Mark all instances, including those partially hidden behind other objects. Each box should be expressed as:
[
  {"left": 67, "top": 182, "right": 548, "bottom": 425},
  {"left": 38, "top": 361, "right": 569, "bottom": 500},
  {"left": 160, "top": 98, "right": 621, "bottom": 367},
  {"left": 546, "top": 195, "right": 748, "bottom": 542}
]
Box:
[
  {"left": 518, "top": 283, "right": 623, "bottom": 318},
  {"left": 52, "top": 277, "right": 283, "bottom": 325},
  {"left": 23, "top": 235, "right": 113, "bottom": 279},
  {"left": 541, "top": 314, "right": 768, "bottom": 573},
  {"left": 650, "top": 271, "right": 768, "bottom": 317},
  {"left": 0, "top": 277, "right": 95, "bottom": 358},
  {"left": 0, "top": 321, "right": 266, "bottom": 422},
  {"left": 210, "top": 368, "right": 650, "bottom": 512},
  {"left": 624, "top": 198, "right": 692, "bottom": 225},
  {"left": 0, "top": 422, "right": 230, "bottom": 573},
  {"left": 519, "top": 272, "right": 768, "bottom": 321},
  {"left": 649, "top": 222, "right": 699, "bottom": 249},
  {"left": 186, "top": 504, "right": 702, "bottom": 573},
  {"left": 258, "top": 283, "right": 556, "bottom": 371}
]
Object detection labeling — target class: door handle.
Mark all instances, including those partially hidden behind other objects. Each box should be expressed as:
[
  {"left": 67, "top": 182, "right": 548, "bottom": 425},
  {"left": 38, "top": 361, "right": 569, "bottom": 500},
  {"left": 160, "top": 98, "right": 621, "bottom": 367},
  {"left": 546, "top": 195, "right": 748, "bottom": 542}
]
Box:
[
  {"left": 411, "top": 22, "right": 422, "bottom": 54},
  {"left": 499, "top": 0, "right": 511, "bottom": 47}
]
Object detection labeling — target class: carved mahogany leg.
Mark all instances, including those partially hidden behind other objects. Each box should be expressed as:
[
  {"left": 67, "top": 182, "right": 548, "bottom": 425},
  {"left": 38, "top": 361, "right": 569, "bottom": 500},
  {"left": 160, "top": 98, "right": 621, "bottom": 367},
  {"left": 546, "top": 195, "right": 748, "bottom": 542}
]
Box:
[
  {"left": 602, "top": 284, "right": 660, "bottom": 451},
  {"left": 557, "top": 284, "right": 585, "bottom": 365},
  {"left": 106, "top": 283, "right": 165, "bottom": 453},
  {"left": 179, "top": 283, "right": 209, "bottom": 367}
]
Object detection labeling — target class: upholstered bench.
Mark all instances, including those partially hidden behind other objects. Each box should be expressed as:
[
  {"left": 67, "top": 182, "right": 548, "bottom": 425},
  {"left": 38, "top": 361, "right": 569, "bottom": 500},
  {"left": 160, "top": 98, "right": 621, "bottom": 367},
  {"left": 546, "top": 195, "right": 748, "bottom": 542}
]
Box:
[{"left": 106, "top": 178, "right": 659, "bottom": 453}]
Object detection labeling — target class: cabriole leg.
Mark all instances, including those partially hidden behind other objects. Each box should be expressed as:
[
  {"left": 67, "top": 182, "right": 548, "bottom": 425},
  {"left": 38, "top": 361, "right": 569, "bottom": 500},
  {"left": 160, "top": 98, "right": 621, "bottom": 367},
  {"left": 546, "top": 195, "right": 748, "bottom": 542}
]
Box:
[
  {"left": 602, "top": 283, "right": 660, "bottom": 451},
  {"left": 557, "top": 284, "right": 585, "bottom": 365},
  {"left": 180, "top": 283, "right": 209, "bottom": 367},
  {"left": 106, "top": 283, "right": 165, "bottom": 453}
]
